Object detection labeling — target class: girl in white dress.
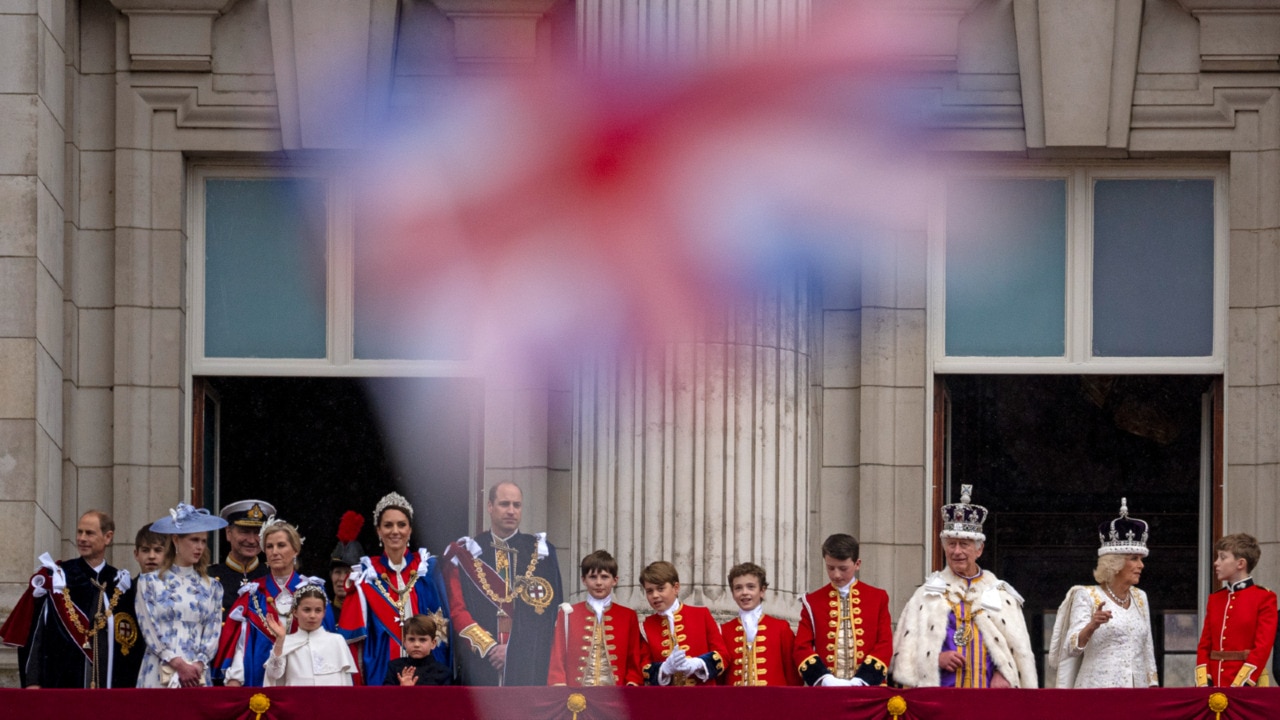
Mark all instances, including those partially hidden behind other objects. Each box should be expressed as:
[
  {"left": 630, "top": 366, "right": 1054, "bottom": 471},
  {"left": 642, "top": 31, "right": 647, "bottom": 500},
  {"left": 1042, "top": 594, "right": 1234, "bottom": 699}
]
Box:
[
  {"left": 264, "top": 580, "right": 356, "bottom": 686},
  {"left": 136, "top": 504, "right": 227, "bottom": 688},
  {"left": 1049, "top": 499, "right": 1158, "bottom": 688}
]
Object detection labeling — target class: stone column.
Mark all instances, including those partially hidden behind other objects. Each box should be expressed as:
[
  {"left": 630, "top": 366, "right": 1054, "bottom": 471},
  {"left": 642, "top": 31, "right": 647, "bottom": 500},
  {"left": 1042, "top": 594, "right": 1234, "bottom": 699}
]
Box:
[{"left": 572, "top": 278, "right": 810, "bottom": 619}]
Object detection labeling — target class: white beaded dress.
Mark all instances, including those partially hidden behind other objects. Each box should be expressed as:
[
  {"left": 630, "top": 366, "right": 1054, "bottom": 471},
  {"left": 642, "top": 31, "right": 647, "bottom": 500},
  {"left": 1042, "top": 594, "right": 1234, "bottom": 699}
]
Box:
[{"left": 1052, "top": 585, "right": 1158, "bottom": 688}]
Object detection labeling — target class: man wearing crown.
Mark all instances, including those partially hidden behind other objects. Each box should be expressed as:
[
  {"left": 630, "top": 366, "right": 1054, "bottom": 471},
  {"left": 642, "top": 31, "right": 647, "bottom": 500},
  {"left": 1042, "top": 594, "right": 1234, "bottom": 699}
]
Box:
[
  {"left": 209, "top": 499, "right": 277, "bottom": 615},
  {"left": 0, "top": 510, "right": 139, "bottom": 688},
  {"left": 891, "top": 485, "right": 1037, "bottom": 688},
  {"left": 442, "top": 481, "right": 563, "bottom": 685}
]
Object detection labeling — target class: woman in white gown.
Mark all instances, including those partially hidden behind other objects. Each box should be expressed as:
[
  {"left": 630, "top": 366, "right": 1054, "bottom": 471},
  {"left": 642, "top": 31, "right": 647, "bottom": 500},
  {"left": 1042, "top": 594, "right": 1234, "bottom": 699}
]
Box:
[{"left": 1050, "top": 499, "right": 1158, "bottom": 688}]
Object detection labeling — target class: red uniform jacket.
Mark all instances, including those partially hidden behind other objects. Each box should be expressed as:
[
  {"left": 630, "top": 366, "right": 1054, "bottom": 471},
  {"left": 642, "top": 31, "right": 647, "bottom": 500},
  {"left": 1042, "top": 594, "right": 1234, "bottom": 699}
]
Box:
[
  {"left": 547, "top": 600, "right": 644, "bottom": 686},
  {"left": 1197, "top": 579, "right": 1278, "bottom": 687},
  {"left": 640, "top": 603, "right": 728, "bottom": 685},
  {"left": 719, "top": 613, "right": 800, "bottom": 686},
  {"left": 794, "top": 581, "right": 893, "bottom": 686}
]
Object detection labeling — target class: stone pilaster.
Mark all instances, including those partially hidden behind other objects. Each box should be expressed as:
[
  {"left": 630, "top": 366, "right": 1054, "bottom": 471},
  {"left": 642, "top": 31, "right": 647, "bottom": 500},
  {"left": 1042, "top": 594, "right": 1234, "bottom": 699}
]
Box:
[
  {"left": 855, "top": 230, "right": 927, "bottom": 618},
  {"left": 1226, "top": 103, "right": 1280, "bottom": 583},
  {"left": 0, "top": 0, "right": 67, "bottom": 631}
]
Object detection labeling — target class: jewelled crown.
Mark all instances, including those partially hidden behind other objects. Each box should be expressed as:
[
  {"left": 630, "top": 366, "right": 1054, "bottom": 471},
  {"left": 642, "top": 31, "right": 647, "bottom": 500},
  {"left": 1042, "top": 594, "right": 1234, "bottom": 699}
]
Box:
[
  {"left": 374, "top": 492, "right": 413, "bottom": 522},
  {"left": 1098, "top": 497, "right": 1149, "bottom": 557},
  {"left": 940, "top": 484, "right": 988, "bottom": 542}
]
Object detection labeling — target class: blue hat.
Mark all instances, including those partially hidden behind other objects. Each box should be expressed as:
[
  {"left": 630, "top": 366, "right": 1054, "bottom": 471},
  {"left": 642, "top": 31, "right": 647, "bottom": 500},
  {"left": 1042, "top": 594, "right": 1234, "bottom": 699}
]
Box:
[{"left": 150, "top": 503, "right": 229, "bottom": 534}]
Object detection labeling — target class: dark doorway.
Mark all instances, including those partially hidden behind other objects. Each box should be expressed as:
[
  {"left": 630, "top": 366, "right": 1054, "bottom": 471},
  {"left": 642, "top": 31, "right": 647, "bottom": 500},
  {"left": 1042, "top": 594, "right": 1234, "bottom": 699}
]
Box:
[
  {"left": 938, "top": 374, "right": 1216, "bottom": 686},
  {"left": 196, "top": 376, "right": 480, "bottom": 578}
]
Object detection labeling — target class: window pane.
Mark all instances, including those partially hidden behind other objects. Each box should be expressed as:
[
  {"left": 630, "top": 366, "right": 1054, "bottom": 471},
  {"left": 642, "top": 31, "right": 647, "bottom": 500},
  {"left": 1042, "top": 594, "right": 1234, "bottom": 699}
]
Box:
[
  {"left": 946, "top": 178, "right": 1067, "bottom": 356},
  {"left": 205, "top": 178, "right": 327, "bottom": 358},
  {"left": 1092, "top": 179, "right": 1213, "bottom": 357},
  {"left": 353, "top": 206, "right": 469, "bottom": 360}
]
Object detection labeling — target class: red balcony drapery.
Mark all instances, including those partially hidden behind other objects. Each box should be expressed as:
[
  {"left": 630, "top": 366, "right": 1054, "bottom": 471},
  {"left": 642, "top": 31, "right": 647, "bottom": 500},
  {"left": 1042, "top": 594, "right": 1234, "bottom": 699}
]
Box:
[{"left": 0, "top": 685, "right": 1272, "bottom": 720}]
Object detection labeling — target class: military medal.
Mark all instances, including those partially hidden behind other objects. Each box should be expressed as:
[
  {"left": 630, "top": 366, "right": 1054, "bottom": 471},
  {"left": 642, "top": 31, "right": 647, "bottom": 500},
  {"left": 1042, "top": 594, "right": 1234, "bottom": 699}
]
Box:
[
  {"left": 516, "top": 576, "right": 554, "bottom": 614},
  {"left": 114, "top": 612, "right": 139, "bottom": 656}
]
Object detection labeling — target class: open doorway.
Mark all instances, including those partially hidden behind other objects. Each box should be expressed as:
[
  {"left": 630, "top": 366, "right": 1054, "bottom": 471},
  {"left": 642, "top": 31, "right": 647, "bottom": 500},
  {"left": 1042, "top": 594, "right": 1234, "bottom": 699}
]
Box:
[
  {"left": 192, "top": 376, "right": 481, "bottom": 577},
  {"left": 934, "top": 374, "right": 1218, "bottom": 686}
]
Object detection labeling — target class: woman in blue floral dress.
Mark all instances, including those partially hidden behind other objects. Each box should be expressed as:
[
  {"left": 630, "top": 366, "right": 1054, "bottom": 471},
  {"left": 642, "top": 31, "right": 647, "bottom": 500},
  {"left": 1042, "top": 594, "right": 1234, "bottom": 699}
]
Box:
[{"left": 136, "top": 504, "right": 227, "bottom": 687}]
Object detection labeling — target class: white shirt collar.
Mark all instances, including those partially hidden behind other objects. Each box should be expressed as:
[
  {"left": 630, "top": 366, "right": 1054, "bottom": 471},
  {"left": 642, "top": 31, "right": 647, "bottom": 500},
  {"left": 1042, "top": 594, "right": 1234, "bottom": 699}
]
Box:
[
  {"left": 91, "top": 559, "right": 107, "bottom": 574},
  {"left": 738, "top": 605, "right": 765, "bottom": 643},
  {"left": 494, "top": 529, "right": 518, "bottom": 543},
  {"left": 586, "top": 594, "right": 612, "bottom": 621},
  {"left": 834, "top": 578, "right": 857, "bottom": 596},
  {"left": 662, "top": 599, "right": 682, "bottom": 627}
]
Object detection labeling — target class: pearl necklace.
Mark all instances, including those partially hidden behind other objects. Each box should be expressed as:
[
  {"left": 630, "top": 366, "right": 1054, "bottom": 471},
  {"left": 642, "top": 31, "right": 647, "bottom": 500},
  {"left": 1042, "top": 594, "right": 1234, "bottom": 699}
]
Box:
[{"left": 1102, "top": 583, "right": 1131, "bottom": 608}]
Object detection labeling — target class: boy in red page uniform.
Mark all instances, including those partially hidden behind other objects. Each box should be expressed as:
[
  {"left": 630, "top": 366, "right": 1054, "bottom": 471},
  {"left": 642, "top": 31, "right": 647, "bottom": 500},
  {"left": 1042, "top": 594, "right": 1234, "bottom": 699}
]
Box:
[
  {"left": 719, "top": 562, "right": 799, "bottom": 686},
  {"left": 1197, "top": 533, "right": 1278, "bottom": 687},
  {"left": 639, "top": 561, "right": 727, "bottom": 686},
  {"left": 547, "top": 550, "right": 643, "bottom": 686},
  {"left": 794, "top": 534, "right": 893, "bottom": 686}
]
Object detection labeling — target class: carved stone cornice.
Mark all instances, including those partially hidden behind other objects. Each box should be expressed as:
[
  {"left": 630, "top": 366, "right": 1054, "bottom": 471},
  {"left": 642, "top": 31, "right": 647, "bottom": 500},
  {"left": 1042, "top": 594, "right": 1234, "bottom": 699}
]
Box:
[
  {"left": 869, "top": 0, "right": 986, "bottom": 72},
  {"left": 109, "top": 0, "right": 241, "bottom": 71},
  {"left": 430, "top": 0, "right": 561, "bottom": 68},
  {"left": 1175, "top": 0, "right": 1280, "bottom": 71}
]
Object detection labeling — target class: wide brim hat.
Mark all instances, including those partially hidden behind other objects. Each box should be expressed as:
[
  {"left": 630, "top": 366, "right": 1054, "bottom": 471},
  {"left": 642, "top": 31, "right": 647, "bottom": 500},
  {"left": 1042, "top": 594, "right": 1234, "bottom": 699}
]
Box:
[
  {"left": 219, "top": 499, "right": 276, "bottom": 527},
  {"left": 151, "top": 503, "right": 229, "bottom": 534},
  {"left": 1098, "top": 497, "right": 1149, "bottom": 557}
]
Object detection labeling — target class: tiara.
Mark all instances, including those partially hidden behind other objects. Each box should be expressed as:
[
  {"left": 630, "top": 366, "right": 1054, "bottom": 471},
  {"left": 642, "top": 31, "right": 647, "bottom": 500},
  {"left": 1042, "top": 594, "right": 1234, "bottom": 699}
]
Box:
[
  {"left": 374, "top": 492, "right": 413, "bottom": 522},
  {"left": 294, "top": 576, "right": 329, "bottom": 602},
  {"left": 258, "top": 516, "right": 304, "bottom": 548}
]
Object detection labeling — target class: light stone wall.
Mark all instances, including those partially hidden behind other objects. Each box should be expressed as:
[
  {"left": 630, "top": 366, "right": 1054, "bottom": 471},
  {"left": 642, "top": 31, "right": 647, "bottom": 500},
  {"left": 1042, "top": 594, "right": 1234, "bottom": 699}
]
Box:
[
  {"left": 0, "top": 0, "right": 71, "bottom": 687},
  {"left": 4, "top": 0, "right": 1280, "bottom": 687}
]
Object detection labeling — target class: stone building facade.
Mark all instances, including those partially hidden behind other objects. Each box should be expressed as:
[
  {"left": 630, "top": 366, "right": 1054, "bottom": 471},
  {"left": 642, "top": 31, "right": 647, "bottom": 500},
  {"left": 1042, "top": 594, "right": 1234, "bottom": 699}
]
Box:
[{"left": 2, "top": 0, "right": 1279, "bottom": 686}]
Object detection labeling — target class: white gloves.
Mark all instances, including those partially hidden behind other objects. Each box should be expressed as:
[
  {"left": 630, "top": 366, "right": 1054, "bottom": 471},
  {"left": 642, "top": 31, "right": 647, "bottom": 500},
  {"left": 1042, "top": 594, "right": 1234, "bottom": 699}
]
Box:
[
  {"left": 658, "top": 647, "right": 709, "bottom": 684},
  {"left": 817, "top": 674, "right": 867, "bottom": 687},
  {"left": 679, "top": 654, "right": 706, "bottom": 677}
]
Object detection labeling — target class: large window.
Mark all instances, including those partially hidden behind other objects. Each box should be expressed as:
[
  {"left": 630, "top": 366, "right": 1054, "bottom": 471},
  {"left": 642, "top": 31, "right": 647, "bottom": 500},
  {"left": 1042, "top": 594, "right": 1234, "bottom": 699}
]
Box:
[
  {"left": 186, "top": 163, "right": 484, "bottom": 542},
  {"left": 929, "top": 165, "right": 1227, "bottom": 686},
  {"left": 190, "top": 163, "right": 473, "bottom": 376},
  {"left": 933, "top": 166, "right": 1226, "bottom": 373}
]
